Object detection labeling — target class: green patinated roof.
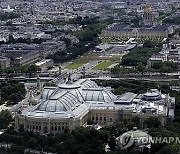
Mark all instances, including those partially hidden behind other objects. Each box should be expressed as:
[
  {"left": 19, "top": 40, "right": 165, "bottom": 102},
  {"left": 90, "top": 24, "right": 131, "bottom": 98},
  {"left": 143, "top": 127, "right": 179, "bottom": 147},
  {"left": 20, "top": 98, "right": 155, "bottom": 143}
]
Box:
[{"left": 123, "top": 129, "right": 150, "bottom": 138}]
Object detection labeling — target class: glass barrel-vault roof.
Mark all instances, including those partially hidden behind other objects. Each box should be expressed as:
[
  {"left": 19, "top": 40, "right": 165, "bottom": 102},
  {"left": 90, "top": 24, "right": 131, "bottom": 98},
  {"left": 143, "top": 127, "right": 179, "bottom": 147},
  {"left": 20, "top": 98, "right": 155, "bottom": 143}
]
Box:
[
  {"left": 82, "top": 88, "right": 116, "bottom": 102},
  {"left": 37, "top": 91, "right": 81, "bottom": 112},
  {"left": 80, "top": 80, "right": 99, "bottom": 89}
]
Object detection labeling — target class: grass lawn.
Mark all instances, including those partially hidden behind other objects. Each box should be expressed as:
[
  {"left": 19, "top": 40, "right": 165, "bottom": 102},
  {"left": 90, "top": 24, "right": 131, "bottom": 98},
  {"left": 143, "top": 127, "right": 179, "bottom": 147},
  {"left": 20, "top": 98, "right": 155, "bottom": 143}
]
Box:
[
  {"left": 112, "top": 55, "right": 123, "bottom": 60},
  {"left": 93, "top": 61, "right": 115, "bottom": 70},
  {"left": 81, "top": 54, "right": 123, "bottom": 61},
  {"left": 101, "top": 37, "right": 128, "bottom": 43},
  {"left": 135, "top": 38, "right": 162, "bottom": 43},
  {"left": 65, "top": 60, "right": 88, "bottom": 69}
]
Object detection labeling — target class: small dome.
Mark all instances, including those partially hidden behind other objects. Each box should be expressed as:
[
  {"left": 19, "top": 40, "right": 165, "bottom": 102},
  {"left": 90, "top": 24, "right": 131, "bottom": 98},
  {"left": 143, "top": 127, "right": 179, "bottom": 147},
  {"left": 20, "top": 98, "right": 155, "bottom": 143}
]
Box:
[
  {"left": 124, "top": 129, "right": 149, "bottom": 139},
  {"left": 142, "top": 90, "right": 162, "bottom": 101},
  {"left": 116, "top": 128, "right": 151, "bottom": 149}
]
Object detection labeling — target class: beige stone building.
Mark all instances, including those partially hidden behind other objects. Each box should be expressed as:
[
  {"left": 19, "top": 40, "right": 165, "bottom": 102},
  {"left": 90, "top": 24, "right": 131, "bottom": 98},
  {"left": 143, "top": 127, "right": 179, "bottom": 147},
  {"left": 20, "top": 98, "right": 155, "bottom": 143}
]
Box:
[
  {"left": 14, "top": 79, "right": 175, "bottom": 133},
  {"left": 101, "top": 24, "right": 174, "bottom": 39}
]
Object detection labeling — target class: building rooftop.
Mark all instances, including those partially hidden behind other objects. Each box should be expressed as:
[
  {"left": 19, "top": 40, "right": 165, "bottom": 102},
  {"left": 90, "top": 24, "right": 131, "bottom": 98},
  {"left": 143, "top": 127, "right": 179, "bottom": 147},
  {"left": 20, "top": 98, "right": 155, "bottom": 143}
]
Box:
[
  {"left": 19, "top": 79, "right": 174, "bottom": 120},
  {"left": 105, "top": 23, "right": 171, "bottom": 32}
]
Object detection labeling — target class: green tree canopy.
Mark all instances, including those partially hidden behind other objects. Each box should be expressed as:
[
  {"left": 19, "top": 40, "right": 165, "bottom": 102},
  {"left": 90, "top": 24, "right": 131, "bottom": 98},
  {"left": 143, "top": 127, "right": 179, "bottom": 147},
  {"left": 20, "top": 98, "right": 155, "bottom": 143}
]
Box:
[{"left": 0, "top": 110, "right": 12, "bottom": 129}]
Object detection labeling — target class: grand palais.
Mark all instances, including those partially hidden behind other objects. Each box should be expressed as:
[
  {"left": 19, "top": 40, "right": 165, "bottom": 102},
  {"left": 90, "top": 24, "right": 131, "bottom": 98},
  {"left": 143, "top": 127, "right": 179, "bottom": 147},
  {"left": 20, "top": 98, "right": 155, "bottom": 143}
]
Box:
[{"left": 15, "top": 78, "right": 175, "bottom": 133}]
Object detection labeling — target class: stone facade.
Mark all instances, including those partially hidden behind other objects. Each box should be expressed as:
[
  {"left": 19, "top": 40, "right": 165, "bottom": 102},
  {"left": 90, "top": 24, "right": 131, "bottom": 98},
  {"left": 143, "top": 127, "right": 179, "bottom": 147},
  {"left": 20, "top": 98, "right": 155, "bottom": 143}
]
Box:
[{"left": 101, "top": 24, "right": 174, "bottom": 39}]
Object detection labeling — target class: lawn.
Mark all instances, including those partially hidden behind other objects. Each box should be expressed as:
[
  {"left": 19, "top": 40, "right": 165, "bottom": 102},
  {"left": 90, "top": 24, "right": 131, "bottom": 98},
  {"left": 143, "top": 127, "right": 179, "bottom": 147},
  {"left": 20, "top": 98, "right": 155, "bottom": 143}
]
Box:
[
  {"left": 65, "top": 60, "right": 88, "bottom": 69},
  {"left": 112, "top": 55, "right": 123, "bottom": 60},
  {"left": 93, "top": 61, "right": 115, "bottom": 70},
  {"left": 135, "top": 38, "right": 162, "bottom": 43},
  {"left": 81, "top": 54, "right": 123, "bottom": 61}
]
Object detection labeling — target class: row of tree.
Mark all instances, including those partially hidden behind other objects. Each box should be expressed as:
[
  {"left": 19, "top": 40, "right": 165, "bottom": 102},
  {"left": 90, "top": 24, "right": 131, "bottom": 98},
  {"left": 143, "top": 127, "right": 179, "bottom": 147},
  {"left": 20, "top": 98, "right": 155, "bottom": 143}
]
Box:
[
  {"left": 0, "top": 64, "right": 41, "bottom": 74},
  {"left": 0, "top": 13, "right": 21, "bottom": 21},
  {"left": 0, "top": 116, "right": 161, "bottom": 154},
  {"left": 163, "top": 17, "right": 180, "bottom": 25},
  {"left": 0, "top": 80, "right": 26, "bottom": 104},
  {"left": 111, "top": 60, "right": 178, "bottom": 74},
  {"left": 121, "top": 40, "right": 162, "bottom": 66}
]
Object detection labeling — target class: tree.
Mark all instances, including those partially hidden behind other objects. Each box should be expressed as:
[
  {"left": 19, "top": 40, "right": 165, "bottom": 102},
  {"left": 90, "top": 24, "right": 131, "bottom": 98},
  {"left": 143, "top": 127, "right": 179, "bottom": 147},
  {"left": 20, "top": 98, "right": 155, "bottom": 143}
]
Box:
[
  {"left": 27, "top": 138, "right": 37, "bottom": 149},
  {"left": 1, "top": 81, "right": 26, "bottom": 103},
  {"left": 136, "top": 63, "right": 145, "bottom": 74},
  {"left": 27, "top": 64, "right": 41, "bottom": 74},
  {"left": 11, "top": 144, "right": 24, "bottom": 154},
  {"left": 0, "top": 110, "right": 12, "bottom": 129},
  {"left": 19, "top": 124, "right": 24, "bottom": 133},
  {"left": 108, "top": 136, "right": 116, "bottom": 150},
  {"left": 144, "top": 117, "right": 161, "bottom": 128},
  {"left": 143, "top": 40, "right": 155, "bottom": 48},
  {"left": 131, "top": 116, "right": 140, "bottom": 128},
  {"left": 126, "top": 122, "right": 136, "bottom": 130},
  {"left": 157, "top": 144, "right": 179, "bottom": 154},
  {"left": 63, "top": 38, "right": 71, "bottom": 47},
  {"left": 160, "top": 65, "right": 170, "bottom": 74}
]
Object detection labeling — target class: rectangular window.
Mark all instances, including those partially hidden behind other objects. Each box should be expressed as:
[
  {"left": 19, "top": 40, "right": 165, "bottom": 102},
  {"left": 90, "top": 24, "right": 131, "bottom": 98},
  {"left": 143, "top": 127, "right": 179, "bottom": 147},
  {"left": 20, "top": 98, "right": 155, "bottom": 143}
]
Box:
[
  {"left": 104, "top": 117, "right": 106, "bottom": 121},
  {"left": 96, "top": 117, "right": 98, "bottom": 121}
]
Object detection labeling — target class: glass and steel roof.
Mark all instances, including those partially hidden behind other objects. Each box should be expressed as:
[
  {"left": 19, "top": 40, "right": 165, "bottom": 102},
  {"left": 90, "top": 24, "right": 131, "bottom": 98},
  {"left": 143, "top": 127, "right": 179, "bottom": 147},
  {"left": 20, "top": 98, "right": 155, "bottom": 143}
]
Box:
[
  {"left": 41, "top": 87, "right": 56, "bottom": 101},
  {"left": 27, "top": 79, "right": 117, "bottom": 118},
  {"left": 38, "top": 91, "right": 81, "bottom": 112},
  {"left": 80, "top": 80, "right": 99, "bottom": 89},
  {"left": 82, "top": 88, "right": 116, "bottom": 102}
]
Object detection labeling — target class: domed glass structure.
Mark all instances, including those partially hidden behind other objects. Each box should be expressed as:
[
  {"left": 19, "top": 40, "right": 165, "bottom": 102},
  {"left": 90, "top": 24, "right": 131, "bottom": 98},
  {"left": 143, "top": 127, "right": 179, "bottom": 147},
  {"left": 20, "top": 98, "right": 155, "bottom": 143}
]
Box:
[{"left": 35, "top": 79, "right": 113, "bottom": 113}]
